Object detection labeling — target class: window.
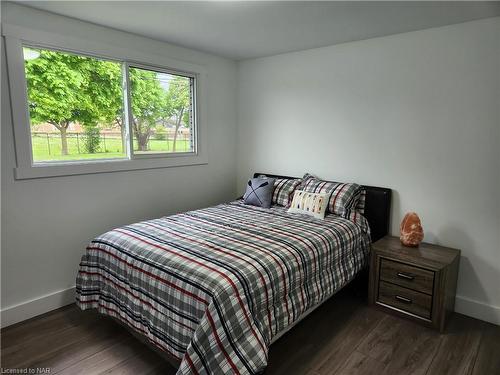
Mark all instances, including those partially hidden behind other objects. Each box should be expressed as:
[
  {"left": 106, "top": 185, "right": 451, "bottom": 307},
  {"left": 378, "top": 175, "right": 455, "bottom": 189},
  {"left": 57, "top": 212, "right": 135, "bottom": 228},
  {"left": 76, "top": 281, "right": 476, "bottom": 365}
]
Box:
[
  {"left": 13, "top": 43, "right": 199, "bottom": 175},
  {"left": 129, "top": 66, "right": 195, "bottom": 155},
  {"left": 4, "top": 28, "right": 207, "bottom": 179},
  {"left": 24, "top": 47, "right": 127, "bottom": 163}
]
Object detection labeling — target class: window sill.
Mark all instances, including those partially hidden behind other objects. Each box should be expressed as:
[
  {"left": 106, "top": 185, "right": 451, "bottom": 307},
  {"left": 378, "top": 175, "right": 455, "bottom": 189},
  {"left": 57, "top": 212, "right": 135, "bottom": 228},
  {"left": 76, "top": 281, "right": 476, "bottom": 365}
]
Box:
[{"left": 14, "top": 154, "right": 208, "bottom": 180}]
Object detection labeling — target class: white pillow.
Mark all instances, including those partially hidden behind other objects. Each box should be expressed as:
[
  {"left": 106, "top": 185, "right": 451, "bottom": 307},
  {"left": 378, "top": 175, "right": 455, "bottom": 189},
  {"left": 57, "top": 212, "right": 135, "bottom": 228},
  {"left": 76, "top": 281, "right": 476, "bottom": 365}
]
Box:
[{"left": 288, "top": 191, "right": 329, "bottom": 219}]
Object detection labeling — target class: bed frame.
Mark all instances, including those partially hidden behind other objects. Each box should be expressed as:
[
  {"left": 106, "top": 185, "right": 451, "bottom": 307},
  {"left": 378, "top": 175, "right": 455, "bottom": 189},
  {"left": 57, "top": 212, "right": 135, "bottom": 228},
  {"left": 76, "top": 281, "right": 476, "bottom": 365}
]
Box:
[
  {"left": 110, "top": 173, "right": 392, "bottom": 368},
  {"left": 254, "top": 172, "right": 392, "bottom": 242}
]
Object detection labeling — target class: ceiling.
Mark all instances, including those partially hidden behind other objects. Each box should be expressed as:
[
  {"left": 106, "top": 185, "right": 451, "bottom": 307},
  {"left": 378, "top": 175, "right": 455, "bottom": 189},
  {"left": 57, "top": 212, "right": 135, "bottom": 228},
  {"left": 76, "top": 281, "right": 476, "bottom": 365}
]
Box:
[{"left": 15, "top": 1, "right": 500, "bottom": 60}]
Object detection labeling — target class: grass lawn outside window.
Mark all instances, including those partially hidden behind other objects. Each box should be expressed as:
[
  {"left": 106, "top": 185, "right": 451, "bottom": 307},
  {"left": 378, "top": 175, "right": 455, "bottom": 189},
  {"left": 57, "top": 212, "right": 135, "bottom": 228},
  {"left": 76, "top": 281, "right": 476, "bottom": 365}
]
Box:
[{"left": 31, "top": 135, "right": 191, "bottom": 162}]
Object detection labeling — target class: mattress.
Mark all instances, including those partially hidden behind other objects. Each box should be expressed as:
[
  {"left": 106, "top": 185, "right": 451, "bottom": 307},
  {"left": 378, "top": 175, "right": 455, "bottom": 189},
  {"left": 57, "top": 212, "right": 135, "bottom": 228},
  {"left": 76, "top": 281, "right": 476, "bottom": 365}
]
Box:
[{"left": 76, "top": 200, "right": 371, "bottom": 374}]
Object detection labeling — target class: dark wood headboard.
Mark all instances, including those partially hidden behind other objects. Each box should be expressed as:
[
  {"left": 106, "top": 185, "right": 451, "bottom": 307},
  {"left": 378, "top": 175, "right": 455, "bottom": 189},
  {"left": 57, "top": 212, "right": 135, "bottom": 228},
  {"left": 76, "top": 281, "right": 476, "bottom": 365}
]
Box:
[{"left": 253, "top": 173, "right": 392, "bottom": 242}]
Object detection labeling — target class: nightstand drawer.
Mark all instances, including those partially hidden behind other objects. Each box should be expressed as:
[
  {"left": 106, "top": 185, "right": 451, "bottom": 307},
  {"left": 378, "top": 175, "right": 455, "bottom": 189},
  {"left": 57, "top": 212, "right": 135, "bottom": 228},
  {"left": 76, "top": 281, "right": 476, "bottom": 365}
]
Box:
[
  {"left": 380, "top": 258, "right": 434, "bottom": 295},
  {"left": 378, "top": 281, "right": 432, "bottom": 319}
]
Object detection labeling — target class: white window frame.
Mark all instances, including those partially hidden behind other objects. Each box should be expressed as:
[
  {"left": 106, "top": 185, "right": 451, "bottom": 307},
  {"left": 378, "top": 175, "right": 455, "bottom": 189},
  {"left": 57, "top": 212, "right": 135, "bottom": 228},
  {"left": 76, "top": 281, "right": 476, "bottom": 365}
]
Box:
[
  {"left": 3, "top": 24, "right": 208, "bottom": 180},
  {"left": 126, "top": 62, "right": 198, "bottom": 159}
]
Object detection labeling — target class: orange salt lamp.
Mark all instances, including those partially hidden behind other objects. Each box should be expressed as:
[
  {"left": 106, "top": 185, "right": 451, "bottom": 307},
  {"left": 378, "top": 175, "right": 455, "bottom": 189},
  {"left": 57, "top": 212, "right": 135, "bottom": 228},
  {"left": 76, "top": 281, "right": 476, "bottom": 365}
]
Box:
[{"left": 400, "top": 212, "right": 424, "bottom": 247}]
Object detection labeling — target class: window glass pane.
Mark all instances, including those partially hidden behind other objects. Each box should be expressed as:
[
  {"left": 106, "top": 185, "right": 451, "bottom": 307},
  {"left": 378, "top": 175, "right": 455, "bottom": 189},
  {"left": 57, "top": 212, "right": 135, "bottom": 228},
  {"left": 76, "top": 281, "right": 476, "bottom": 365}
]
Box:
[
  {"left": 129, "top": 66, "right": 194, "bottom": 154},
  {"left": 23, "top": 46, "right": 126, "bottom": 163}
]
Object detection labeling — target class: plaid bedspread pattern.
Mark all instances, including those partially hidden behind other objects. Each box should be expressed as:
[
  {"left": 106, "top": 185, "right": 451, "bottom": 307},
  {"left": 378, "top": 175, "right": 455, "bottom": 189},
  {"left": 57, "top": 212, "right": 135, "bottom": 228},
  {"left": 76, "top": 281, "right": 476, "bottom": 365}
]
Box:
[{"left": 76, "top": 201, "right": 370, "bottom": 374}]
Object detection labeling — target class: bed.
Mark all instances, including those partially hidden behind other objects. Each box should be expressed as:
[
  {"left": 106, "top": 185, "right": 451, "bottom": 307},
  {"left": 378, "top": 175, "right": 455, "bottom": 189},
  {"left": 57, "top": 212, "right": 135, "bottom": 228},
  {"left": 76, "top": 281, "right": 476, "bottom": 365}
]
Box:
[{"left": 76, "top": 172, "right": 391, "bottom": 374}]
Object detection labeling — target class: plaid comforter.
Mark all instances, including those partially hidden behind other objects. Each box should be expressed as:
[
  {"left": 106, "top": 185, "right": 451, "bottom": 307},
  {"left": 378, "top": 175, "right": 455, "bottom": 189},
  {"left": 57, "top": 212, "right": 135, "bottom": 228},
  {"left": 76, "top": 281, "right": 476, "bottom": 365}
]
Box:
[{"left": 76, "top": 201, "right": 370, "bottom": 374}]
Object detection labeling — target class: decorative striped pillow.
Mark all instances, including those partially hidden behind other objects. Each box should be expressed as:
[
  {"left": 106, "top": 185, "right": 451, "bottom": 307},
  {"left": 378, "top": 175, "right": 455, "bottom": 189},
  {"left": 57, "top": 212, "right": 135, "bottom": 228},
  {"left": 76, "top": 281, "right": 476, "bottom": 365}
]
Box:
[
  {"left": 356, "top": 188, "right": 366, "bottom": 214},
  {"left": 299, "top": 173, "right": 363, "bottom": 216},
  {"left": 258, "top": 175, "right": 302, "bottom": 207},
  {"left": 288, "top": 191, "right": 329, "bottom": 219}
]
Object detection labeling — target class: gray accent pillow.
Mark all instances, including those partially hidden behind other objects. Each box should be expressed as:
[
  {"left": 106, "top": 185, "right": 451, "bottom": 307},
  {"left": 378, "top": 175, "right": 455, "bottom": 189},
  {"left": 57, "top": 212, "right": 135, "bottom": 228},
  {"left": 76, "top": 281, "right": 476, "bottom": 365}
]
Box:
[{"left": 243, "top": 177, "right": 275, "bottom": 208}]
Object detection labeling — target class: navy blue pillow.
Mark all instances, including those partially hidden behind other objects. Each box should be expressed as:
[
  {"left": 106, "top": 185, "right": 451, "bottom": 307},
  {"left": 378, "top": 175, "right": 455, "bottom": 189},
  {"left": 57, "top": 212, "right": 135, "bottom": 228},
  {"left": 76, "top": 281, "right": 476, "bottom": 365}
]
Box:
[{"left": 243, "top": 178, "right": 275, "bottom": 208}]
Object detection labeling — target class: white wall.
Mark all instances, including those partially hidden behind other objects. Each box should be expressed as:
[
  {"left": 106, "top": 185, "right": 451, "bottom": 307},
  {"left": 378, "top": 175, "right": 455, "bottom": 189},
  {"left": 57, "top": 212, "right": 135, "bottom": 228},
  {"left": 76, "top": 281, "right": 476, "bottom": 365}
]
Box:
[
  {"left": 237, "top": 18, "right": 500, "bottom": 324},
  {"left": 1, "top": 3, "right": 237, "bottom": 326}
]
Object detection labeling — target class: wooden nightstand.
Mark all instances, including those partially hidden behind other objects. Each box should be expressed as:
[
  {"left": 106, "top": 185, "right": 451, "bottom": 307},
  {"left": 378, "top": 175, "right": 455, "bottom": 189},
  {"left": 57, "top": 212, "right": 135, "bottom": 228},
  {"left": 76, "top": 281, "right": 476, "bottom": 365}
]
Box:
[{"left": 369, "top": 236, "right": 460, "bottom": 332}]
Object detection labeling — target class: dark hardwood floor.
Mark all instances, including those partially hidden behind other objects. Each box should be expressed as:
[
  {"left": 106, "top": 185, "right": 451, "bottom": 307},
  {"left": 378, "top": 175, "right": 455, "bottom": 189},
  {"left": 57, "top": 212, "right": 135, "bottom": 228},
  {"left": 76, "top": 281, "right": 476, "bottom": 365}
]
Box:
[{"left": 2, "top": 288, "right": 499, "bottom": 374}]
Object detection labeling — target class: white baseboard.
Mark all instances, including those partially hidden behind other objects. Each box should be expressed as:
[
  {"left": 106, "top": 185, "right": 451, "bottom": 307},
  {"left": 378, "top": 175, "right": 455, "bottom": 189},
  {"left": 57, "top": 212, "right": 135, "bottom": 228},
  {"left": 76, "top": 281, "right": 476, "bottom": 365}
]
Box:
[
  {"left": 1, "top": 288, "right": 498, "bottom": 329},
  {"left": 455, "top": 295, "right": 500, "bottom": 326},
  {"left": 1, "top": 287, "right": 76, "bottom": 328}
]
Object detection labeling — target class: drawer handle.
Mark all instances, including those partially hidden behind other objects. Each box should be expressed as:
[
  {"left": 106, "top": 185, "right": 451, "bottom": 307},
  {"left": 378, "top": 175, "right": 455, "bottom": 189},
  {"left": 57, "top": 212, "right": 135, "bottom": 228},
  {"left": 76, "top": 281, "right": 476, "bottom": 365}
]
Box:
[
  {"left": 397, "top": 272, "right": 415, "bottom": 281},
  {"left": 395, "top": 295, "right": 412, "bottom": 304}
]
